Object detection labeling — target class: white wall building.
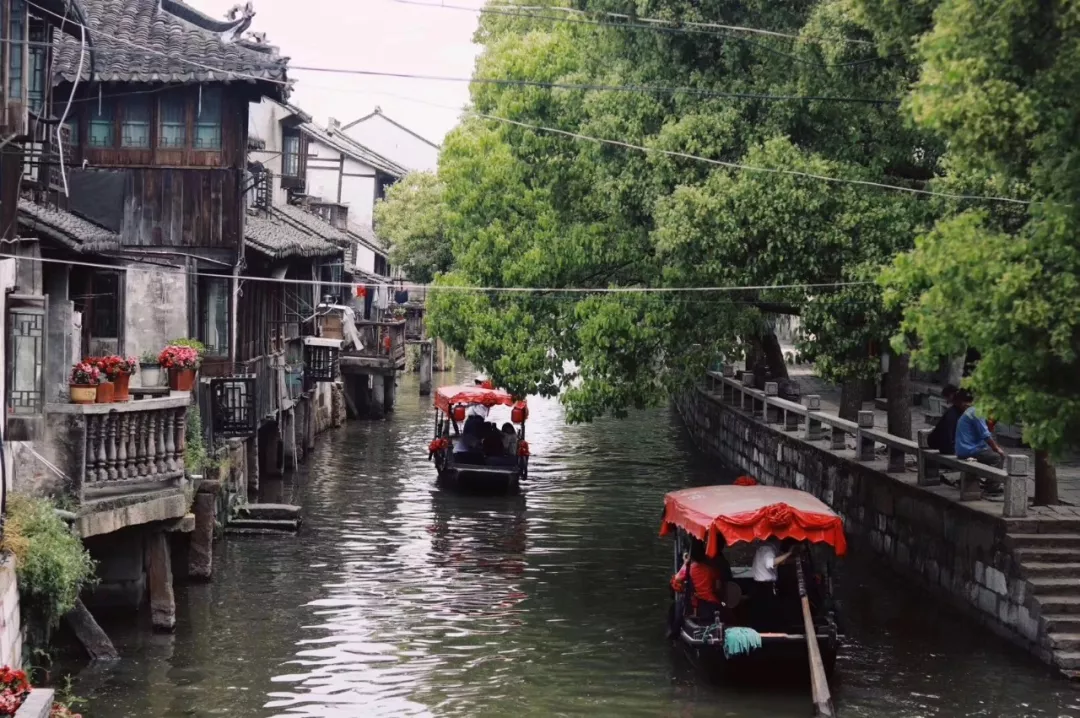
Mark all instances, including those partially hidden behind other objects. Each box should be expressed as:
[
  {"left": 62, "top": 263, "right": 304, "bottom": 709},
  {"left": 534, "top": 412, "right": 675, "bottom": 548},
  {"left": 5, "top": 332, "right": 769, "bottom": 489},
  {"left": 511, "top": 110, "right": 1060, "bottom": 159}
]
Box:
[{"left": 341, "top": 107, "right": 440, "bottom": 173}]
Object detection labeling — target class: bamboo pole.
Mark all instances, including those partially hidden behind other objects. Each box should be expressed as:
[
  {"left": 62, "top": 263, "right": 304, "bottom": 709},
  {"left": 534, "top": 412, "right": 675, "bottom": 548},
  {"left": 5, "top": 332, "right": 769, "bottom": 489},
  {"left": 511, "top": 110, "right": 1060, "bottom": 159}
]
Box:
[{"left": 796, "top": 557, "right": 834, "bottom": 717}]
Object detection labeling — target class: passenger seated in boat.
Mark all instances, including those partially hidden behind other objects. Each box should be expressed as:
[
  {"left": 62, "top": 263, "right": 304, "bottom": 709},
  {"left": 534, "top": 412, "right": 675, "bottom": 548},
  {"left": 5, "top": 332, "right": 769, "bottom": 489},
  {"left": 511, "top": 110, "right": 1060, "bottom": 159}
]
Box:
[
  {"left": 501, "top": 423, "right": 518, "bottom": 455},
  {"left": 482, "top": 423, "right": 505, "bottom": 456},
  {"left": 672, "top": 541, "right": 730, "bottom": 621}
]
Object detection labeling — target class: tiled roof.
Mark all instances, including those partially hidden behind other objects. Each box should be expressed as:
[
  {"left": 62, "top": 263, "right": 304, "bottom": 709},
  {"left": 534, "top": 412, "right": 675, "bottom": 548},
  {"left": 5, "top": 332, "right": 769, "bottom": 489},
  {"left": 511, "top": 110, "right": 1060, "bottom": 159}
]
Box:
[
  {"left": 347, "top": 221, "right": 387, "bottom": 252},
  {"left": 299, "top": 122, "right": 407, "bottom": 178},
  {"left": 52, "top": 0, "right": 289, "bottom": 94},
  {"left": 272, "top": 203, "right": 351, "bottom": 246},
  {"left": 17, "top": 199, "right": 119, "bottom": 249},
  {"left": 245, "top": 212, "right": 338, "bottom": 259}
]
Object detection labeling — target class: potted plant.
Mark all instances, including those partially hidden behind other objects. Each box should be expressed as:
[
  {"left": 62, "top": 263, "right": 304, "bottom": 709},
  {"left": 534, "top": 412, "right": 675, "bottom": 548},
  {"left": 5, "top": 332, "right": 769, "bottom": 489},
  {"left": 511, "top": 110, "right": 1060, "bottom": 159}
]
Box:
[
  {"left": 140, "top": 350, "right": 163, "bottom": 387},
  {"left": 159, "top": 344, "right": 201, "bottom": 392},
  {"left": 391, "top": 306, "right": 407, "bottom": 321},
  {"left": 69, "top": 361, "right": 101, "bottom": 404},
  {"left": 96, "top": 355, "right": 137, "bottom": 402}
]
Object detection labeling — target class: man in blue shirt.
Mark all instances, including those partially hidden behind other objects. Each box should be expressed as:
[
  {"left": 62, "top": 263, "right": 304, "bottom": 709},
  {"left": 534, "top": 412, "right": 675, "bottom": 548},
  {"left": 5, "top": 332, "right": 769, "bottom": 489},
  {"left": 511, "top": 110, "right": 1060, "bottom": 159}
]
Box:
[{"left": 954, "top": 389, "right": 1006, "bottom": 492}]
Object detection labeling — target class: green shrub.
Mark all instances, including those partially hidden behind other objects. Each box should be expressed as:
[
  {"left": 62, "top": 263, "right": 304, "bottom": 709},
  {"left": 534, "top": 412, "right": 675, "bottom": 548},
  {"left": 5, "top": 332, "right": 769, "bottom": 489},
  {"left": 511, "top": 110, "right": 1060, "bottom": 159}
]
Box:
[
  {"left": 2, "top": 495, "right": 95, "bottom": 651},
  {"left": 185, "top": 404, "right": 207, "bottom": 474}
]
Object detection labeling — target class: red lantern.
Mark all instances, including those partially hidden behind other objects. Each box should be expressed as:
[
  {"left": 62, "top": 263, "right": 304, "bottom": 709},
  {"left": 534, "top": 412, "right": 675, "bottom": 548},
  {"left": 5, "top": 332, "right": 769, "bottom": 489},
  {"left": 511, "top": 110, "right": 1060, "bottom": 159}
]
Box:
[
  {"left": 452, "top": 405, "right": 466, "bottom": 422},
  {"left": 356, "top": 286, "right": 367, "bottom": 298},
  {"left": 517, "top": 440, "right": 530, "bottom": 457},
  {"left": 511, "top": 401, "right": 529, "bottom": 424}
]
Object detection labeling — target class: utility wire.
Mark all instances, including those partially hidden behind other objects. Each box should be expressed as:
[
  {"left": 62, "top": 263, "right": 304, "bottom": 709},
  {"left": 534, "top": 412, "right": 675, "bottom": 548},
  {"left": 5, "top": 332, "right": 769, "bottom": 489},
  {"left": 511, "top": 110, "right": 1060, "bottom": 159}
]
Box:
[
  {"left": 0, "top": 252, "right": 871, "bottom": 293},
  {"left": 25, "top": 1, "right": 1030, "bottom": 205}
]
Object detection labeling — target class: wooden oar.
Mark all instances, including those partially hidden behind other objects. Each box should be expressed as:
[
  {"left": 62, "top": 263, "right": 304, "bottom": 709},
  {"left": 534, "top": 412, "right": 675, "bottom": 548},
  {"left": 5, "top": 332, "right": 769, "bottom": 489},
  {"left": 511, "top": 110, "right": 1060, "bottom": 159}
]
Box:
[{"left": 796, "top": 557, "right": 834, "bottom": 717}]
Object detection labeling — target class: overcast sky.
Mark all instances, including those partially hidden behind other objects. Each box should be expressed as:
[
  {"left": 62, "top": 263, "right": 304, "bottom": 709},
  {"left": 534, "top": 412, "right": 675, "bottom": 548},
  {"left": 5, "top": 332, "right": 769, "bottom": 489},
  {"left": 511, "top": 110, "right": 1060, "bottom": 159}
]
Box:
[{"left": 197, "top": 0, "right": 483, "bottom": 144}]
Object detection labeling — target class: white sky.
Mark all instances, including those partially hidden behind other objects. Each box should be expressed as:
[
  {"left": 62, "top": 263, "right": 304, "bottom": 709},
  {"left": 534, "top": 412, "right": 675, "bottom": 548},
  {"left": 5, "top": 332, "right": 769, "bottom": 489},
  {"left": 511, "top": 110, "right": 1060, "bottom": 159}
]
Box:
[{"left": 196, "top": 0, "right": 484, "bottom": 144}]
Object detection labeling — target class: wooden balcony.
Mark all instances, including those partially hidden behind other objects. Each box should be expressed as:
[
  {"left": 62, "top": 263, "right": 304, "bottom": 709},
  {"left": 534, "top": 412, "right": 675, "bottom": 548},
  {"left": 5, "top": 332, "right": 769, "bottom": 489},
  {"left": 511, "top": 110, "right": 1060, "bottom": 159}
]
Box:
[
  {"left": 45, "top": 395, "right": 192, "bottom": 537},
  {"left": 341, "top": 320, "right": 406, "bottom": 375}
]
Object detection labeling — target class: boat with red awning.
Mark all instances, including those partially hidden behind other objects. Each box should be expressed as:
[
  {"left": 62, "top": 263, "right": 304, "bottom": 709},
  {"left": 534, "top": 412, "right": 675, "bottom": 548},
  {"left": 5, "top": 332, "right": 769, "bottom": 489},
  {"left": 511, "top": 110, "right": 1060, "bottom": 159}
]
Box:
[
  {"left": 660, "top": 481, "right": 845, "bottom": 679},
  {"left": 428, "top": 384, "right": 529, "bottom": 494}
]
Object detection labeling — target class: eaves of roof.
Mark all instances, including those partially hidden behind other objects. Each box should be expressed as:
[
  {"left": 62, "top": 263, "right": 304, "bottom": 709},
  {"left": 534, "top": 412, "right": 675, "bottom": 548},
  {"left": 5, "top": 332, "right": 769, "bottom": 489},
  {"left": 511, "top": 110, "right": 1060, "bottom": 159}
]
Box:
[
  {"left": 17, "top": 199, "right": 119, "bottom": 250},
  {"left": 299, "top": 122, "right": 408, "bottom": 178},
  {"left": 244, "top": 211, "right": 339, "bottom": 259}
]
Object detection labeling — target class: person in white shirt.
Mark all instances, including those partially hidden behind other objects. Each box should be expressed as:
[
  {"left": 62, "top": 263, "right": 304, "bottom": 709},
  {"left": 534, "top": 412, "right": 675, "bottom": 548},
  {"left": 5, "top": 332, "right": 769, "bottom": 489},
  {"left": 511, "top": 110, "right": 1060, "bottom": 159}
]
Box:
[
  {"left": 466, "top": 375, "right": 491, "bottom": 420},
  {"left": 751, "top": 540, "right": 796, "bottom": 626},
  {"left": 752, "top": 540, "right": 795, "bottom": 584}
]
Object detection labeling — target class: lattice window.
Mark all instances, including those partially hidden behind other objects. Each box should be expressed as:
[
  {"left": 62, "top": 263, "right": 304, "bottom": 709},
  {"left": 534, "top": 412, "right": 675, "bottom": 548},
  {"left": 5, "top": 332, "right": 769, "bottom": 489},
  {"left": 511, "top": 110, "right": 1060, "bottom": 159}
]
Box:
[
  {"left": 7, "top": 304, "right": 45, "bottom": 416},
  {"left": 209, "top": 376, "right": 256, "bottom": 437}
]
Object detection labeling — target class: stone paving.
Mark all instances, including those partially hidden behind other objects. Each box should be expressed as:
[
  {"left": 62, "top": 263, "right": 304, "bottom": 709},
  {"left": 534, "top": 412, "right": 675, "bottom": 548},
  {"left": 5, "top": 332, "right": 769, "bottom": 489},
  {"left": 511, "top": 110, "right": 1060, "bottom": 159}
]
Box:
[{"left": 779, "top": 361, "right": 1080, "bottom": 507}]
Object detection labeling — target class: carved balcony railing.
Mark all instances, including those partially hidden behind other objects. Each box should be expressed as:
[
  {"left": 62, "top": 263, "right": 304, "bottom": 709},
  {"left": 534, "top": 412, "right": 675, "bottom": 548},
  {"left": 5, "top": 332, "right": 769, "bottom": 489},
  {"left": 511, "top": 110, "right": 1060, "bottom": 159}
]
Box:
[{"left": 45, "top": 396, "right": 190, "bottom": 503}]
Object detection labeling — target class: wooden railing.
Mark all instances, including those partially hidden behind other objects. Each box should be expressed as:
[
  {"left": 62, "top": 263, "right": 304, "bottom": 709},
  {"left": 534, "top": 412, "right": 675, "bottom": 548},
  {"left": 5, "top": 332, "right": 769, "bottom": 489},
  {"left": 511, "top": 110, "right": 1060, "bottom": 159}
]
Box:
[
  {"left": 350, "top": 320, "right": 406, "bottom": 367},
  {"left": 705, "top": 367, "right": 1031, "bottom": 518},
  {"left": 46, "top": 396, "right": 190, "bottom": 502},
  {"left": 404, "top": 308, "right": 425, "bottom": 341}
]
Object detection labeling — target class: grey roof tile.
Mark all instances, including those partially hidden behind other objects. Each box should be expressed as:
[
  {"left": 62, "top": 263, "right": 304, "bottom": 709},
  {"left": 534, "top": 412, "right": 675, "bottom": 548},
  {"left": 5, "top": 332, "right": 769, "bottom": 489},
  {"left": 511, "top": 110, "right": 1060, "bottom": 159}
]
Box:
[
  {"left": 299, "top": 121, "right": 407, "bottom": 177},
  {"left": 347, "top": 221, "right": 387, "bottom": 252},
  {"left": 244, "top": 212, "right": 338, "bottom": 259},
  {"left": 52, "top": 0, "right": 289, "bottom": 94},
  {"left": 17, "top": 199, "right": 119, "bottom": 248},
  {"left": 271, "top": 203, "right": 350, "bottom": 246}
]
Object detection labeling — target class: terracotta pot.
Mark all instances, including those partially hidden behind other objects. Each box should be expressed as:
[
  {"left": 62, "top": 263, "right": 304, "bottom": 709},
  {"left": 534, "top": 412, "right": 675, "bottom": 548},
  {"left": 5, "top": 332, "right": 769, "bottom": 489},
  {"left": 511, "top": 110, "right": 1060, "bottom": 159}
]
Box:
[
  {"left": 113, "top": 371, "right": 131, "bottom": 402},
  {"left": 96, "top": 382, "right": 114, "bottom": 404},
  {"left": 169, "top": 368, "right": 197, "bottom": 392},
  {"left": 70, "top": 384, "right": 97, "bottom": 404}
]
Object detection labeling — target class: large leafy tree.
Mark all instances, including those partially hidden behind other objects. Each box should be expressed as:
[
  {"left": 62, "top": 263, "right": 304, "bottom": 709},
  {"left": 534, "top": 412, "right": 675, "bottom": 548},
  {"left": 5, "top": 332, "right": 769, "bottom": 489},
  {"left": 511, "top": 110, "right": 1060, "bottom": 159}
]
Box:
[
  {"left": 374, "top": 171, "right": 452, "bottom": 285},
  {"left": 428, "top": 0, "right": 940, "bottom": 423},
  {"left": 879, "top": 0, "right": 1080, "bottom": 502}
]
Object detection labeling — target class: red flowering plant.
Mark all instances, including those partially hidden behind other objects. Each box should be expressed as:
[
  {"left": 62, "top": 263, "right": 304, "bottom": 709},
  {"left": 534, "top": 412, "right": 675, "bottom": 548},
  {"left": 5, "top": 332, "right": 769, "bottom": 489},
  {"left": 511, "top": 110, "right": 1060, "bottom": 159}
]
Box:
[
  {"left": 94, "top": 355, "right": 138, "bottom": 379},
  {"left": 0, "top": 665, "right": 30, "bottom": 715},
  {"left": 69, "top": 362, "right": 102, "bottom": 386},
  {"left": 49, "top": 703, "right": 82, "bottom": 718},
  {"left": 158, "top": 345, "right": 201, "bottom": 370}
]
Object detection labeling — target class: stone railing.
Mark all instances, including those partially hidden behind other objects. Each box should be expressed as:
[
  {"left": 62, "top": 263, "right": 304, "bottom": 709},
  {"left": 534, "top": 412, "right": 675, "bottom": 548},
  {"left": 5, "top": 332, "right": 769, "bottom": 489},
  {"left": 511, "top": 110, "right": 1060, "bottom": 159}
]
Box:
[
  {"left": 706, "top": 368, "right": 1031, "bottom": 517},
  {"left": 45, "top": 395, "right": 190, "bottom": 502}
]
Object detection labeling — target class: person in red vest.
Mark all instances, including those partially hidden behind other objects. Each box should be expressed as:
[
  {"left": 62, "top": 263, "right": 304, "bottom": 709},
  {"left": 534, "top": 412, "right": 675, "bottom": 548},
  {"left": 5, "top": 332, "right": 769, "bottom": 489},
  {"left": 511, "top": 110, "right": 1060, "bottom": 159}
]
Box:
[{"left": 671, "top": 541, "right": 733, "bottom": 620}]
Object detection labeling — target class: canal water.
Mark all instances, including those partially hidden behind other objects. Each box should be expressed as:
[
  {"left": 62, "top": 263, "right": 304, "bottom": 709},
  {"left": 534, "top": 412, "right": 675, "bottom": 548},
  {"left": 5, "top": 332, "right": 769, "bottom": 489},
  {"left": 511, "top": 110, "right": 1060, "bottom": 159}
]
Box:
[{"left": 72, "top": 372, "right": 1080, "bottom": 717}]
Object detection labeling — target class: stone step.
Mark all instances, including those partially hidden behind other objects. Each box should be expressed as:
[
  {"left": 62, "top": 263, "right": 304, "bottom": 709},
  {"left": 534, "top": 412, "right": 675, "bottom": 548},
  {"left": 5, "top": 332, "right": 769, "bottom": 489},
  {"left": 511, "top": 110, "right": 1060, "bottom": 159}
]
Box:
[
  {"left": 225, "top": 518, "right": 300, "bottom": 533},
  {"left": 1031, "top": 578, "right": 1080, "bottom": 596},
  {"left": 1043, "top": 614, "right": 1080, "bottom": 632},
  {"left": 1022, "top": 562, "right": 1080, "bottom": 578},
  {"left": 1050, "top": 633, "right": 1080, "bottom": 651},
  {"left": 1038, "top": 596, "right": 1080, "bottom": 614},
  {"left": 1015, "top": 547, "right": 1080, "bottom": 563},
  {"left": 235, "top": 503, "right": 302, "bottom": 521},
  {"left": 1010, "top": 534, "right": 1080, "bottom": 548},
  {"left": 1055, "top": 651, "right": 1080, "bottom": 670}
]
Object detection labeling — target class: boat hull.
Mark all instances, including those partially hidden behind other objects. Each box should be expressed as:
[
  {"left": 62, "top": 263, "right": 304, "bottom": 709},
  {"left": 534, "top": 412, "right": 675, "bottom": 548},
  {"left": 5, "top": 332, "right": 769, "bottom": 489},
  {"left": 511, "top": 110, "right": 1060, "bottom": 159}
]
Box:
[{"left": 437, "top": 465, "right": 522, "bottom": 494}]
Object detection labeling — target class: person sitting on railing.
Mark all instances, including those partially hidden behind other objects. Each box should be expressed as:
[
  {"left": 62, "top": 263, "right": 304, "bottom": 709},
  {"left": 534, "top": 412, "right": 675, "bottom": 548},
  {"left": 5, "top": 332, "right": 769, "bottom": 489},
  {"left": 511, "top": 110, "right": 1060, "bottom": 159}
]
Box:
[
  {"left": 927, "top": 384, "right": 961, "bottom": 455},
  {"left": 954, "top": 389, "right": 1006, "bottom": 494}
]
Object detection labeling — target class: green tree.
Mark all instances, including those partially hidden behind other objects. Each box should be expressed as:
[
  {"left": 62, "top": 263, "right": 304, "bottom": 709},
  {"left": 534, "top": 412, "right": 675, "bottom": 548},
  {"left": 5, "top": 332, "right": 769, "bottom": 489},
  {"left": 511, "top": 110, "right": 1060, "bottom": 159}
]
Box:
[
  {"left": 879, "top": 0, "right": 1080, "bottom": 503},
  {"left": 374, "top": 171, "right": 452, "bottom": 284},
  {"left": 429, "top": 0, "right": 940, "bottom": 424}
]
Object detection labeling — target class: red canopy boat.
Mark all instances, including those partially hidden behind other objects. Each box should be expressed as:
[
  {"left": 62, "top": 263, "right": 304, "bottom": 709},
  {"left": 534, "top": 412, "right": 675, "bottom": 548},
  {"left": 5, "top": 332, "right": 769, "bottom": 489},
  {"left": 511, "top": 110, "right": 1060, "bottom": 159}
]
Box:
[
  {"left": 660, "top": 484, "right": 847, "bottom": 558},
  {"left": 434, "top": 385, "right": 516, "bottom": 415}
]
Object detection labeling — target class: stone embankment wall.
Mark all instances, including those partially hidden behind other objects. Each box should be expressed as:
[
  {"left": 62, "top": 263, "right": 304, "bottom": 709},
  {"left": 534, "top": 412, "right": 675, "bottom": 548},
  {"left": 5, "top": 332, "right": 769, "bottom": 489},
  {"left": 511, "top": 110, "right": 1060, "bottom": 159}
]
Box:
[{"left": 675, "top": 386, "right": 1048, "bottom": 665}]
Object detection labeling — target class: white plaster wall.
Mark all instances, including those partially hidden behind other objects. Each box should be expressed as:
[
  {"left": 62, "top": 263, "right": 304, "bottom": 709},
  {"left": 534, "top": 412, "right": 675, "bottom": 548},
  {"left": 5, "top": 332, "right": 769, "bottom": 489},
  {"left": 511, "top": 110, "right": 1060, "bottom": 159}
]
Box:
[
  {"left": 0, "top": 556, "right": 21, "bottom": 670},
  {"left": 356, "top": 245, "right": 376, "bottom": 275},
  {"left": 125, "top": 266, "right": 188, "bottom": 387},
  {"left": 344, "top": 114, "right": 439, "bottom": 172},
  {"left": 247, "top": 98, "right": 290, "bottom": 207}
]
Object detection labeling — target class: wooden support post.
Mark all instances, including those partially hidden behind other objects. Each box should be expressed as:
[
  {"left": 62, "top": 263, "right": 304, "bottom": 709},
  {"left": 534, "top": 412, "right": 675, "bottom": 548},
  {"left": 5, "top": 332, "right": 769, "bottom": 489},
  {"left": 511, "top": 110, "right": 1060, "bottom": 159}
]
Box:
[
  {"left": 419, "top": 341, "right": 433, "bottom": 396},
  {"left": 804, "top": 395, "right": 822, "bottom": 441},
  {"left": 763, "top": 382, "right": 778, "bottom": 422},
  {"left": 147, "top": 532, "right": 175, "bottom": 632},
  {"left": 1004, "top": 454, "right": 1030, "bottom": 518},
  {"left": 916, "top": 429, "right": 940, "bottom": 486},
  {"left": 856, "top": 411, "right": 875, "bottom": 461},
  {"left": 65, "top": 598, "right": 119, "bottom": 661}
]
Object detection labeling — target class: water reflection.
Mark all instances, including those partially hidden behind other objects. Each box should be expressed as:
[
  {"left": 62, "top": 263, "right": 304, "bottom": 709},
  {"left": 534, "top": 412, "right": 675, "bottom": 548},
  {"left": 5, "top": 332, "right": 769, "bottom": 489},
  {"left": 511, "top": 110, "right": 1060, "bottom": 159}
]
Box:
[{"left": 69, "top": 373, "right": 1080, "bottom": 718}]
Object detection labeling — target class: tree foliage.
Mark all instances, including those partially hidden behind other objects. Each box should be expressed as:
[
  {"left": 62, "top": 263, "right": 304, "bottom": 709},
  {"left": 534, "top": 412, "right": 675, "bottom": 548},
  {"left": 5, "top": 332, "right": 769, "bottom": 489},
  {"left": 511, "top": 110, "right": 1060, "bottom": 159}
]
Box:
[
  {"left": 374, "top": 171, "right": 452, "bottom": 285},
  {"left": 424, "top": 0, "right": 940, "bottom": 421},
  {"left": 879, "top": 0, "right": 1080, "bottom": 457}
]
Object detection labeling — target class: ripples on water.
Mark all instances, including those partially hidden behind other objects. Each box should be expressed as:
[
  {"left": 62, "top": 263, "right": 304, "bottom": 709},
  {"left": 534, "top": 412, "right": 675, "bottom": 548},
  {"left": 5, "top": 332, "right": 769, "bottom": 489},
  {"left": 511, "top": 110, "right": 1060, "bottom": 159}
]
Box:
[{"left": 73, "top": 373, "right": 1080, "bottom": 717}]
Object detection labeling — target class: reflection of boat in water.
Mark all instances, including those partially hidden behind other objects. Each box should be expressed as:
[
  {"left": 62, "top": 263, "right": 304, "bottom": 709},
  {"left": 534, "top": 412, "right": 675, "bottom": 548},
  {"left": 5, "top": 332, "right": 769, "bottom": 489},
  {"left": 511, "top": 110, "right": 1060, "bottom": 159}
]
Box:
[
  {"left": 660, "top": 484, "right": 845, "bottom": 680},
  {"left": 428, "top": 491, "right": 528, "bottom": 578},
  {"left": 428, "top": 385, "right": 530, "bottom": 494}
]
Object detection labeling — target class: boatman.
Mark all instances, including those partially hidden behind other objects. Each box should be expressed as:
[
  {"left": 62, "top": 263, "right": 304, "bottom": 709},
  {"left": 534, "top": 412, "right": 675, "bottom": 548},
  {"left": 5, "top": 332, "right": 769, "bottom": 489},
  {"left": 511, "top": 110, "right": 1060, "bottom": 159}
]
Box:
[
  {"left": 751, "top": 539, "right": 796, "bottom": 624},
  {"left": 467, "top": 375, "right": 491, "bottom": 419}
]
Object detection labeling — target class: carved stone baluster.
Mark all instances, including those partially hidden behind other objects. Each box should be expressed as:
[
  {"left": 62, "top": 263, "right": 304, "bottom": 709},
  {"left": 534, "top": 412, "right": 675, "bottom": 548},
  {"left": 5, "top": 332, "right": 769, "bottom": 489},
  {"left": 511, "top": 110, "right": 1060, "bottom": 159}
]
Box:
[
  {"left": 116, "top": 414, "right": 128, "bottom": 479},
  {"left": 85, "top": 415, "right": 101, "bottom": 485},
  {"left": 174, "top": 408, "right": 187, "bottom": 473},
  {"left": 136, "top": 412, "right": 149, "bottom": 477},
  {"left": 126, "top": 412, "right": 139, "bottom": 478},
  {"left": 105, "top": 414, "right": 118, "bottom": 481},
  {"left": 96, "top": 415, "right": 109, "bottom": 483},
  {"left": 155, "top": 411, "right": 168, "bottom": 475},
  {"left": 163, "top": 410, "right": 177, "bottom": 473},
  {"left": 146, "top": 412, "right": 159, "bottom": 478}
]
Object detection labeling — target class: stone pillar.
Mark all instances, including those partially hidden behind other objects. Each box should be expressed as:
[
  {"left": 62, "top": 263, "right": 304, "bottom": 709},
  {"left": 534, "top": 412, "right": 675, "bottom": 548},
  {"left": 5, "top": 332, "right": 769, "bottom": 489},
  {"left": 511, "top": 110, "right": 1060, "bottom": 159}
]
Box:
[
  {"left": 419, "top": 342, "right": 433, "bottom": 396},
  {"left": 147, "top": 532, "right": 175, "bottom": 631},
  {"left": 305, "top": 397, "right": 316, "bottom": 452},
  {"left": 384, "top": 374, "right": 396, "bottom": 414},
  {"left": 916, "top": 429, "right": 940, "bottom": 486},
  {"left": 282, "top": 412, "right": 297, "bottom": 469},
  {"left": 856, "top": 411, "right": 875, "bottom": 461},
  {"left": 263, "top": 424, "right": 283, "bottom": 477},
  {"left": 740, "top": 372, "right": 754, "bottom": 412},
  {"left": 44, "top": 266, "right": 73, "bottom": 404},
  {"left": 763, "top": 382, "right": 779, "bottom": 423},
  {"left": 188, "top": 481, "right": 219, "bottom": 580},
  {"left": 804, "top": 395, "right": 823, "bottom": 441},
  {"left": 371, "top": 374, "right": 386, "bottom": 419},
  {"left": 246, "top": 433, "right": 259, "bottom": 497},
  {"left": 1003, "top": 454, "right": 1030, "bottom": 518}
]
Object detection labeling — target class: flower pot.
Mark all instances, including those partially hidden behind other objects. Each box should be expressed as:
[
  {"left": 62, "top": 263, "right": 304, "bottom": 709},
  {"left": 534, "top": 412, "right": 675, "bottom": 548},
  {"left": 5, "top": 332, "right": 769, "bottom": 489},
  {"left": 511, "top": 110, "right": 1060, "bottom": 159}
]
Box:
[
  {"left": 169, "top": 368, "right": 196, "bottom": 392},
  {"left": 113, "top": 371, "right": 131, "bottom": 402},
  {"left": 141, "top": 363, "right": 162, "bottom": 387},
  {"left": 70, "top": 384, "right": 97, "bottom": 404},
  {"left": 96, "top": 382, "right": 114, "bottom": 404}
]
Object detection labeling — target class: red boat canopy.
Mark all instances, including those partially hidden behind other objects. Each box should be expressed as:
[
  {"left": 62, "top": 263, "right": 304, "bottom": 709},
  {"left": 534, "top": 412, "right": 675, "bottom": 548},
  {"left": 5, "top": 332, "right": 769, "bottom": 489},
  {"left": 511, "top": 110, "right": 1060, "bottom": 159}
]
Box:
[
  {"left": 434, "top": 385, "right": 517, "bottom": 414},
  {"left": 659, "top": 484, "right": 847, "bottom": 557}
]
